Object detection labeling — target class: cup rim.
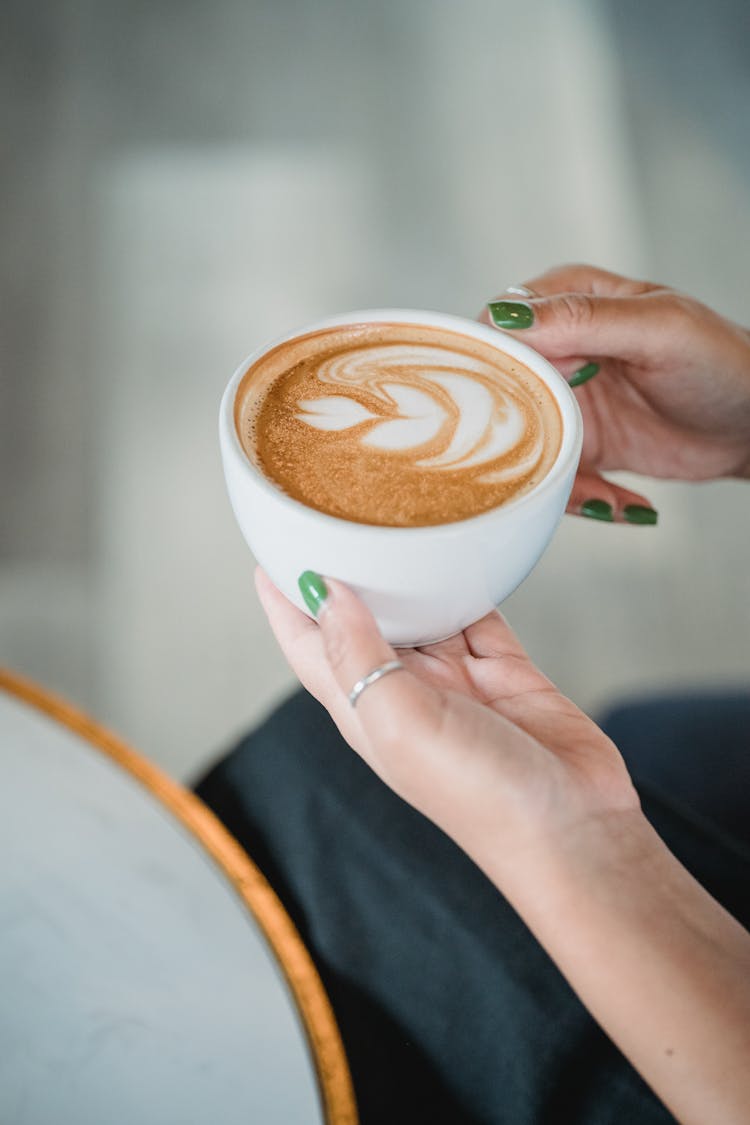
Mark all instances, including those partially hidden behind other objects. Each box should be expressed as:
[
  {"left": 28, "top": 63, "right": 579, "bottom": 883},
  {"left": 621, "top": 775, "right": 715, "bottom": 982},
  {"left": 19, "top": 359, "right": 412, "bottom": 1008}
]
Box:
[{"left": 220, "top": 308, "right": 583, "bottom": 537}]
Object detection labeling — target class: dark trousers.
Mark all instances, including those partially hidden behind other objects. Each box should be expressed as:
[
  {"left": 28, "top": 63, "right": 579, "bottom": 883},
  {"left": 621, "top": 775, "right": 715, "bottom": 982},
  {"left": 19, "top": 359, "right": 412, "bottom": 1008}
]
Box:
[{"left": 195, "top": 690, "right": 750, "bottom": 1124}]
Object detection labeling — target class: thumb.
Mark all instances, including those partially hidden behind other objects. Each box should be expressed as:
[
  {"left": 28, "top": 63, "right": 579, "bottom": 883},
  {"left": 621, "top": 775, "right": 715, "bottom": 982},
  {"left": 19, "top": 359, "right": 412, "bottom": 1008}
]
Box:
[{"left": 485, "top": 291, "right": 664, "bottom": 362}]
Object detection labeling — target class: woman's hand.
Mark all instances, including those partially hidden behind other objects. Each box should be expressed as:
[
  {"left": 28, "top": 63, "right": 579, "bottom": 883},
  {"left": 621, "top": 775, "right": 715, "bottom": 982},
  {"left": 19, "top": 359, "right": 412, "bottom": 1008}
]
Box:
[
  {"left": 482, "top": 264, "right": 750, "bottom": 522},
  {"left": 257, "top": 567, "right": 750, "bottom": 1125},
  {"left": 256, "top": 566, "right": 641, "bottom": 889}
]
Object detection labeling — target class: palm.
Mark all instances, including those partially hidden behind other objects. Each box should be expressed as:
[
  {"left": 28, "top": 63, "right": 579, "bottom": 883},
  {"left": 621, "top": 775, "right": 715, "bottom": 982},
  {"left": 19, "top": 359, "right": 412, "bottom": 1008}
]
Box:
[
  {"left": 574, "top": 359, "right": 750, "bottom": 480},
  {"left": 502, "top": 266, "right": 750, "bottom": 483},
  {"left": 394, "top": 611, "right": 626, "bottom": 802},
  {"left": 257, "top": 570, "right": 640, "bottom": 860}
]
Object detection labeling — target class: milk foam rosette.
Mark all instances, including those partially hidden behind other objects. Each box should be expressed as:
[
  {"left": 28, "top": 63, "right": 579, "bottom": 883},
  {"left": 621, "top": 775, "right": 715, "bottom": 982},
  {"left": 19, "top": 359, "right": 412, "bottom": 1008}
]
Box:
[{"left": 295, "top": 343, "right": 545, "bottom": 484}]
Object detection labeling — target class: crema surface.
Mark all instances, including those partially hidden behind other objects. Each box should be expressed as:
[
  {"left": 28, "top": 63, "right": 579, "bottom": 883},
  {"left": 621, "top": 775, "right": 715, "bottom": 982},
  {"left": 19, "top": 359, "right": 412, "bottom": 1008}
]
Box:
[{"left": 235, "top": 323, "right": 562, "bottom": 527}]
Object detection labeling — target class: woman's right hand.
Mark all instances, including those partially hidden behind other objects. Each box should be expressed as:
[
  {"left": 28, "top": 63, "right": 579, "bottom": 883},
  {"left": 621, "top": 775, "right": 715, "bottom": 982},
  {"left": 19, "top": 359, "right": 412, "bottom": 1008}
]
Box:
[{"left": 481, "top": 264, "right": 750, "bottom": 520}]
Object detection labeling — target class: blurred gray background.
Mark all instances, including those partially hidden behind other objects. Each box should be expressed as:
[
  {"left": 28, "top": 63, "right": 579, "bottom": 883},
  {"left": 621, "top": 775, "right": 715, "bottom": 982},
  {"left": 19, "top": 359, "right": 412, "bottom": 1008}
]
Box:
[{"left": 2, "top": 0, "right": 749, "bottom": 782}]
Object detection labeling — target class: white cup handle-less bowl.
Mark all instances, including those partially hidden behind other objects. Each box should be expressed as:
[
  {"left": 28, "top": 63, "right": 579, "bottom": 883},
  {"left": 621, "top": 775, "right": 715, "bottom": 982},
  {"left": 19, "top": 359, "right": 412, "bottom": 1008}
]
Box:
[{"left": 220, "top": 309, "right": 583, "bottom": 646}]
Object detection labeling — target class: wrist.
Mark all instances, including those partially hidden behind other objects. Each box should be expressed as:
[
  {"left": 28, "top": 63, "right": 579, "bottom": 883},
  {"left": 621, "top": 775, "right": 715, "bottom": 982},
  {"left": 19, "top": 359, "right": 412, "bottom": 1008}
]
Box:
[
  {"left": 487, "top": 805, "right": 664, "bottom": 923},
  {"left": 457, "top": 795, "right": 655, "bottom": 931}
]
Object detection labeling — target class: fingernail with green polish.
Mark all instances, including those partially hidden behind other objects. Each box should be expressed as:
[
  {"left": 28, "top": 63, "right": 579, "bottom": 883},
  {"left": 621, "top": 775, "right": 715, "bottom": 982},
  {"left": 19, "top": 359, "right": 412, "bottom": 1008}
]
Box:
[
  {"left": 623, "top": 504, "right": 658, "bottom": 526},
  {"left": 580, "top": 498, "right": 614, "bottom": 522},
  {"left": 569, "top": 361, "right": 599, "bottom": 388},
  {"left": 298, "top": 570, "right": 328, "bottom": 616},
  {"left": 487, "top": 300, "right": 534, "bottom": 330}
]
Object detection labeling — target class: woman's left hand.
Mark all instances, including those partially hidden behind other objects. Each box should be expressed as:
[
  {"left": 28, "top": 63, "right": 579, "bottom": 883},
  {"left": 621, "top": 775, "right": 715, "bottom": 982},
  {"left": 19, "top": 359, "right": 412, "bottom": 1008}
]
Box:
[
  {"left": 255, "top": 567, "right": 641, "bottom": 888},
  {"left": 257, "top": 568, "right": 750, "bottom": 1124}
]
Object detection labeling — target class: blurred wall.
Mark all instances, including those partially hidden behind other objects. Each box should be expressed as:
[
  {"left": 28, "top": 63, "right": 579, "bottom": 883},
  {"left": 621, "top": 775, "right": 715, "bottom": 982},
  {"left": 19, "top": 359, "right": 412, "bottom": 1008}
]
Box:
[{"left": 2, "top": 0, "right": 749, "bottom": 780}]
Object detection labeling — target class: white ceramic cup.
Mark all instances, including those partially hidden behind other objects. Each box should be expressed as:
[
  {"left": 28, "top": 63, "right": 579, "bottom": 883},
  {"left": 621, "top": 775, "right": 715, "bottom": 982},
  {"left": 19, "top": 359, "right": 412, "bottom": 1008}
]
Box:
[{"left": 220, "top": 309, "right": 583, "bottom": 645}]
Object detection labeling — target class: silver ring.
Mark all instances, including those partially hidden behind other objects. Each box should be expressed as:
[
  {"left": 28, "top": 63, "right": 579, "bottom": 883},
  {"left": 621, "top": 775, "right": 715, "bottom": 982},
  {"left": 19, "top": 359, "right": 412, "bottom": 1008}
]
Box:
[
  {"left": 504, "top": 284, "right": 537, "bottom": 298},
  {"left": 348, "top": 660, "right": 405, "bottom": 708}
]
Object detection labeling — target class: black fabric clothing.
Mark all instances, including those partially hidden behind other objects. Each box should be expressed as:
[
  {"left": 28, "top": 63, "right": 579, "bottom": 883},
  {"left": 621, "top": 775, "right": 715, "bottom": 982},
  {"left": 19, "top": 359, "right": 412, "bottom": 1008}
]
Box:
[
  {"left": 195, "top": 689, "right": 750, "bottom": 1125},
  {"left": 600, "top": 690, "right": 750, "bottom": 852}
]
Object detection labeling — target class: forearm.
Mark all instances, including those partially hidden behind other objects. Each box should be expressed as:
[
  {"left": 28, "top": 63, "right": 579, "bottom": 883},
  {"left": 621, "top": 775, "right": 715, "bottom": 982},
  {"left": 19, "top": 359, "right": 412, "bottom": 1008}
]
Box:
[{"left": 487, "top": 812, "right": 750, "bottom": 1125}]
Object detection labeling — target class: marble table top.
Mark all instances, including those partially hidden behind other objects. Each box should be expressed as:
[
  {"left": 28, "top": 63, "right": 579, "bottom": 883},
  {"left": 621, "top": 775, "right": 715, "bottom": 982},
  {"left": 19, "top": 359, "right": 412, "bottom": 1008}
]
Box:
[{"left": 0, "top": 672, "right": 356, "bottom": 1125}]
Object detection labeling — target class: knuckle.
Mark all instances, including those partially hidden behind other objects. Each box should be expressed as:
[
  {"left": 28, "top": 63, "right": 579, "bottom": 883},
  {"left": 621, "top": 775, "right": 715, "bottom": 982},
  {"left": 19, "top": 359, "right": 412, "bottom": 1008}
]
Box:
[
  {"left": 555, "top": 291, "right": 597, "bottom": 328},
  {"left": 661, "top": 290, "right": 701, "bottom": 329}
]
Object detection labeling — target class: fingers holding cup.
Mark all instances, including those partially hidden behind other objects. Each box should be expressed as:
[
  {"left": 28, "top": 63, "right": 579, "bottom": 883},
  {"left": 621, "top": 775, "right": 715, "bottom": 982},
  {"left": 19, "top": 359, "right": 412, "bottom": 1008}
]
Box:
[
  {"left": 567, "top": 470, "right": 658, "bottom": 526},
  {"left": 258, "top": 567, "right": 443, "bottom": 782},
  {"left": 304, "top": 574, "right": 442, "bottom": 748}
]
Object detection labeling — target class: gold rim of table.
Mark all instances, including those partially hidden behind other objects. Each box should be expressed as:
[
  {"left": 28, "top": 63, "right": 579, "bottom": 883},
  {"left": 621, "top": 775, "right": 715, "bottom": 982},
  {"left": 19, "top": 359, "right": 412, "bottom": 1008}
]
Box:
[{"left": 0, "top": 668, "right": 358, "bottom": 1125}]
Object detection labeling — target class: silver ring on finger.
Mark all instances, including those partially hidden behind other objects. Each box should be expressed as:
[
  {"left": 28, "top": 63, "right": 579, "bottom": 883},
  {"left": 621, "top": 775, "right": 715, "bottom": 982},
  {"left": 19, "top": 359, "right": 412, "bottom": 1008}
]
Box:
[{"left": 348, "top": 660, "right": 405, "bottom": 709}]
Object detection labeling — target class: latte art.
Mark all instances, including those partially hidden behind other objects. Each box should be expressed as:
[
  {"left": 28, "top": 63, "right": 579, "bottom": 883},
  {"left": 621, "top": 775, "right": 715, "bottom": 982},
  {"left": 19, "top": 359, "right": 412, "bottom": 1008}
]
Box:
[
  {"left": 235, "top": 322, "right": 562, "bottom": 527},
  {"left": 294, "top": 345, "right": 542, "bottom": 482}
]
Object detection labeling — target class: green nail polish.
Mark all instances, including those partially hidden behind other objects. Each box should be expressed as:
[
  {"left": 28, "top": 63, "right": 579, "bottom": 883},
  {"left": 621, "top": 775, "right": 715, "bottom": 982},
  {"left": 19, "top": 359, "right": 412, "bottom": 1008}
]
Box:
[
  {"left": 487, "top": 300, "right": 534, "bottom": 330},
  {"left": 298, "top": 570, "right": 328, "bottom": 616},
  {"left": 623, "top": 504, "right": 658, "bottom": 526},
  {"left": 569, "top": 361, "right": 599, "bottom": 388},
  {"left": 580, "top": 498, "right": 614, "bottom": 522}
]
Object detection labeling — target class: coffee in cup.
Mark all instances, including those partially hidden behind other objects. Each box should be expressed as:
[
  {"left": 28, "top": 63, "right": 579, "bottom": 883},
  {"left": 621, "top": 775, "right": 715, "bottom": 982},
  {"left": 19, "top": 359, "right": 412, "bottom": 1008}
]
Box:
[
  {"left": 234, "top": 322, "right": 562, "bottom": 528},
  {"left": 220, "top": 309, "right": 582, "bottom": 645}
]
